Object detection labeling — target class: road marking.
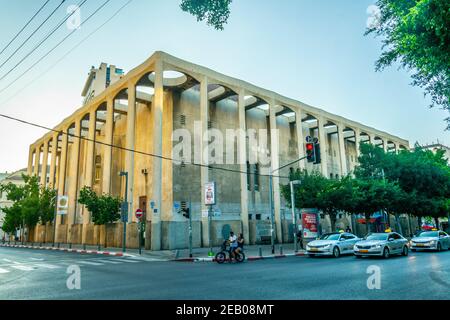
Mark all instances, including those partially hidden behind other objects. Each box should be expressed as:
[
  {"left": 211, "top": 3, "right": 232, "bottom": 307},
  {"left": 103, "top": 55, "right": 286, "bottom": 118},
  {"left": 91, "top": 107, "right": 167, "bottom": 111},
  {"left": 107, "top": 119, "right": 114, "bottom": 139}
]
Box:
[
  {"left": 110, "top": 258, "right": 139, "bottom": 263},
  {"left": 77, "top": 260, "right": 104, "bottom": 266},
  {"left": 10, "top": 265, "right": 35, "bottom": 271},
  {"left": 2, "top": 259, "right": 19, "bottom": 264},
  {"left": 0, "top": 268, "right": 10, "bottom": 274},
  {"left": 98, "top": 260, "right": 122, "bottom": 264},
  {"left": 34, "top": 263, "right": 60, "bottom": 269},
  {"left": 30, "top": 258, "right": 45, "bottom": 261}
]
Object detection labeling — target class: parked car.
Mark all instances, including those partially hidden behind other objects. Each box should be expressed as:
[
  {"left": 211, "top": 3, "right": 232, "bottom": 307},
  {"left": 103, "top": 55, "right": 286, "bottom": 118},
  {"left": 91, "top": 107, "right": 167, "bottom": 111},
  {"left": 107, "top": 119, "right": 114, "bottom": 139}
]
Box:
[
  {"left": 306, "top": 232, "right": 361, "bottom": 258},
  {"left": 354, "top": 232, "right": 409, "bottom": 259},
  {"left": 410, "top": 230, "right": 450, "bottom": 252}
]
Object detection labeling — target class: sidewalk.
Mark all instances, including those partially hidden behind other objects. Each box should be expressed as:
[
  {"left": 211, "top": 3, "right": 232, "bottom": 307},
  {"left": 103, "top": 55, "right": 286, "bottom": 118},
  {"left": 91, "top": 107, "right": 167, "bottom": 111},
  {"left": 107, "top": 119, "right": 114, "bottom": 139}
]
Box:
[{"left": 0, "top": 241, "right": 307, "bottom": 262}]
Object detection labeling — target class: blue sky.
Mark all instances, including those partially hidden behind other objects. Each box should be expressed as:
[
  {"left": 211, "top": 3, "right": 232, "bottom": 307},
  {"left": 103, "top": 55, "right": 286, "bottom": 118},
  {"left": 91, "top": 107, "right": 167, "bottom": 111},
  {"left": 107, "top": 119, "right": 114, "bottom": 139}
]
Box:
[{"left": 0, "top": 0, "right": 448, "bottom": 172}]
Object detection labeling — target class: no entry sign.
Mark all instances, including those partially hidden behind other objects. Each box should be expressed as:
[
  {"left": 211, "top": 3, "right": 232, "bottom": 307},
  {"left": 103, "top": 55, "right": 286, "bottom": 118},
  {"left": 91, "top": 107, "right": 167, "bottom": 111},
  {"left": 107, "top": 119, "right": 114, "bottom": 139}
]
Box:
[{"left": 135, "top": 208, "right": 143, "bottom": 219}]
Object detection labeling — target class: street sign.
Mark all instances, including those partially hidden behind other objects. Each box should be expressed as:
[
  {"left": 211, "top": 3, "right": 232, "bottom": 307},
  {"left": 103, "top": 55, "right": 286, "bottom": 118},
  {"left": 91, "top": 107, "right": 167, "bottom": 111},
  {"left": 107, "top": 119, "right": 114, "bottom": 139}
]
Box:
[
  {"left": 135, "top": 208, "right": 143, "bottom": 219},
  {"left": 121, "top": 202, "right": 129, "bottom": 223},
  {"left": 204, "top": 182, "right": 216, "bottom": 205},
  {"left": 306, "top": 136, "right": 313, "bottom": 143},
  {"left": 57, "top": 195, "right": 68, "bottom": 215}
]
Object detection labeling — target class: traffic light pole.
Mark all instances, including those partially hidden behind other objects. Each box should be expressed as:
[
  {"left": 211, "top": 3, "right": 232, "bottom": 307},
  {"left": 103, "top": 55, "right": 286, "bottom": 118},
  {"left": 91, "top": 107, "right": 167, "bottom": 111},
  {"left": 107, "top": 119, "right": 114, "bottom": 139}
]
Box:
[
  {"left": 269, "top": 155, "right": 308, "bottom": 254},
  {"left": 189, "top": 198, "right": 193, "bottom": 258}
]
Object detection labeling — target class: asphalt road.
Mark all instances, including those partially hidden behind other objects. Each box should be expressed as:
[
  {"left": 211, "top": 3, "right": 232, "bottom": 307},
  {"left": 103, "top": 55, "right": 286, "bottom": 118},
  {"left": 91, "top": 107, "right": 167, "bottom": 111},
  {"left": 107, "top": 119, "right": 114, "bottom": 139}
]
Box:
[{"left": 0, "top": 246, "right": 449, "bottom": 300}]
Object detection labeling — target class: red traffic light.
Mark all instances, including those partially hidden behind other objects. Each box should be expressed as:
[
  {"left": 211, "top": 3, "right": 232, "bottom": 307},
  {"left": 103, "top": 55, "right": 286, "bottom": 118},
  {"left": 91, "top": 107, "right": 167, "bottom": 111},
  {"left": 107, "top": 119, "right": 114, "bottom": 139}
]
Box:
[{"left": 306, "top": 143, "right": 314, "bottom": 151}]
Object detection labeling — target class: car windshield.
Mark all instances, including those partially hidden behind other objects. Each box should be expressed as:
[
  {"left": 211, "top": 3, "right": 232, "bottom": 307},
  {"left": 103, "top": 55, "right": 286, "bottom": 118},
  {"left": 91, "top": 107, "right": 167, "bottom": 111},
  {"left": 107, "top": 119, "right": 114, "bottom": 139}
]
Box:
[
  {"left": 365, "top": 234, "right": 388, "bottom": 241},
  {"left": 319, "top": 233, "right": 340, "bottom": 240},
  {"left": 417, "top": 231, "right": 438, "bottom": 238}
]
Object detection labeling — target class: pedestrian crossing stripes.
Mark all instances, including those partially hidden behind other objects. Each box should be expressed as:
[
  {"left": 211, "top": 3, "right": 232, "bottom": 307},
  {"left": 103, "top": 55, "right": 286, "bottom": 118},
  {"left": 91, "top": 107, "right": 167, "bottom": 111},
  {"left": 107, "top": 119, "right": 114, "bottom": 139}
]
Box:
[{"left": 0, "top": 257, "right": 148, "bottom": 276}]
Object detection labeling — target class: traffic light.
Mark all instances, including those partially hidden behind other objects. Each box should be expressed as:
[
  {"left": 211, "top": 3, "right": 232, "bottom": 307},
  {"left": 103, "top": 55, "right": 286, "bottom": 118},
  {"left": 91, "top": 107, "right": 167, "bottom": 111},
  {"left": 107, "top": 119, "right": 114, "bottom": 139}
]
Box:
[
  {"left": 314, "top": 143, "right": 321, "bottom": 164},
  {"left": 306, "top": 142, "right": 315, "bottom": 163},
  {"left": 182, "top": 208, "right": 190, "bottom": 219}
]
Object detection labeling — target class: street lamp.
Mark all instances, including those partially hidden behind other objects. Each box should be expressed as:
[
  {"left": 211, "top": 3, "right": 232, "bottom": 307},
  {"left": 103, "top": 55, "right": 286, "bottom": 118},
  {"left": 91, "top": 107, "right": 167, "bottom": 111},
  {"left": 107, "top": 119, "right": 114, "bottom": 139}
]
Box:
[
  {"left": 290, "top": 180, "right": 301, "bottom": 252},
  {"left": 269, "top": 156, "right": 307, "bottom": 254},
  {"left": 119, "top": 171, "right": 128, "bottom": 253}
]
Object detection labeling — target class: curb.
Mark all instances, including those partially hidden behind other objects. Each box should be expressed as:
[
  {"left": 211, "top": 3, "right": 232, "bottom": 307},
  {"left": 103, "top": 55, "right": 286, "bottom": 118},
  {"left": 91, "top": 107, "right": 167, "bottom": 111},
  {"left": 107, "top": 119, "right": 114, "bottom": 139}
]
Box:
[
  {"left": 174, "top": 251, "right": 306, "bottom": 263},
  {"left": 0, "top": 243, "right": 127, "bottom": 257}
]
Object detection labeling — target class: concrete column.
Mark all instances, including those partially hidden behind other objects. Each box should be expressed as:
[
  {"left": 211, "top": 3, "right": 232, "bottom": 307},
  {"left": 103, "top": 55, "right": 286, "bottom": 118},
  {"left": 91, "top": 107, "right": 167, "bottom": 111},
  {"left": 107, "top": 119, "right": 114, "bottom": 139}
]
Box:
[
  {"left": 199, "top": 75, "right": 210, "bottom": 248},
  {"left": 338, "top": 123, "right": 348, "bottom": 176},
  {"left": 79, "top": 109, "right": 97, "bottom": 233},
  {"left": 238, "top": 90, "right": 249, "bottom": 243},
  {"left": 67, "top": 120, "right": 81, "bottom": 229},
  {"left": 84, "top": 109, "right": 97, "bottom": 190},
  {"left": 40, "top": 141, "right": 49, "bottom": 187},
  {"left": 150, "top": 59, "right": 164, "bottom": 251},
  {"left": 383, "top": 139, "right": 388, "bottom": 153},
  {"left": 48, "top": 133, "right": 58, "bottom": 189},
  {"left": 125, "top": 82, "right": 137, "bottom": 222},
  {"left": 27, "top": 146, "right": 34, "bottom": 176},
  {"left": 102, "top": 96, "right": 114, "bottom": 194},
  {"left": 33, "top": 146, "right": 41, "bottom": 177},
  {"left": 56, "top": 129, "right": 68, "bottom": 240},
  {"left": 269, "top": 103, "right": 283, "bottom": 243},
  {"left": 296, "top": 110, "right": 306, "bottom": 170},
  {"left": 354, "top": 128, "right": 361, "bottom": 159},
  {"left": 318, "top": 116, "right": 329, "bottom": 178}
]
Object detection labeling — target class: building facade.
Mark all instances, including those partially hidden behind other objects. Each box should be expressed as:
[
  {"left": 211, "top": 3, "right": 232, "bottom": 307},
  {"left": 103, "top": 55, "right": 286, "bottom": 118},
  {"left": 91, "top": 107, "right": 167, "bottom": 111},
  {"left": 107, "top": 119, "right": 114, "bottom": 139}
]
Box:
[{"left": 27, "top": 51, "right": 410, "bottom": 250}]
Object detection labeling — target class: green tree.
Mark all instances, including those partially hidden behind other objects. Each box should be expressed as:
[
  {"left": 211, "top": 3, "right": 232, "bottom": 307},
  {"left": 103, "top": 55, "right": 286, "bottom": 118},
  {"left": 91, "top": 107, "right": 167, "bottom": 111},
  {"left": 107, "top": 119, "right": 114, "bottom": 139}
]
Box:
[
  {"left": 1, "top": 175, "right": 59, "bottom": 241},
  {"left": 366, "top": 0, "right": 450, "bottom": 128},
  {"left": 180, "top": 0, "right": 233, "bottom": 30},
  {"left": 78, "top": 187, "right": 121, "bottom": 226}
]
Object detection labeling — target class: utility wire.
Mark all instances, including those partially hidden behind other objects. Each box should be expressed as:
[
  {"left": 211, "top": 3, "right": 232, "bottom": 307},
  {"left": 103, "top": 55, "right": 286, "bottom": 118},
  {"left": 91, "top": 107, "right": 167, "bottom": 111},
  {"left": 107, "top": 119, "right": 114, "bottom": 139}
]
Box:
[
  {"left": 0, "top": 0, "right": 89, "bottom": 83},
  {"left": 0, "top": 113, "right": 290, "bottom": 179},
  {"left": 0, "top": 0, "right": 133, "bottom": 107},
  {"left": 0, "top": 0, "right": 51, "bottom": 56},
  {"left": 0, "top": 0, "right": 67, "bottom": 71},
  {"left": 0, "top": 0, "right": 111, "bottom": 95}
]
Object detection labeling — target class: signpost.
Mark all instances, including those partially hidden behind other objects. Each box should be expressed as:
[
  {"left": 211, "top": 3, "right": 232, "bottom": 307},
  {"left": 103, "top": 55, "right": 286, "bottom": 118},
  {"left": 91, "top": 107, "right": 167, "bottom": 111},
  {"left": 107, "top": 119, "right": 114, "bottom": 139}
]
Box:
[
  {"left": 204, "top": 182, "right": 216, "bottom": 257},
  {"left": 57, "top": 195, "right": 68, "bottom": 216},
  {"left": 136, "top": 209, "right": 143, "bottom": 254}
]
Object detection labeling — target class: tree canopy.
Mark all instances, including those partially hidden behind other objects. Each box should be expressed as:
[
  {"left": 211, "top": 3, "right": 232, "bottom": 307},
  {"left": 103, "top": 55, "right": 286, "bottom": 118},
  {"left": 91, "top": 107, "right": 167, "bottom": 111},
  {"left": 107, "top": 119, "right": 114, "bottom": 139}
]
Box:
[
  {"left": 366, "top": 0, "right": 450, "bottom": 129},
  {"left": 0, "top": 175, "right": 56, "bottom": 235},
  {"left": 180, "top": 0, "right": 233, "bottom": 30},
  {"left": 78, "top": 187, "right": 121, "bottom": 226}
]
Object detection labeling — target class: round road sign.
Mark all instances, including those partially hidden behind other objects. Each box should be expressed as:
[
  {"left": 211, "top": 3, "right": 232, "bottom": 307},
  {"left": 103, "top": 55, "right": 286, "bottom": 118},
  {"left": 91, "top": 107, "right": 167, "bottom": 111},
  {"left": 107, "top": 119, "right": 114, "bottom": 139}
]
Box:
[{"left": 135, "top": 209, "right": 143, "bottom": 219}]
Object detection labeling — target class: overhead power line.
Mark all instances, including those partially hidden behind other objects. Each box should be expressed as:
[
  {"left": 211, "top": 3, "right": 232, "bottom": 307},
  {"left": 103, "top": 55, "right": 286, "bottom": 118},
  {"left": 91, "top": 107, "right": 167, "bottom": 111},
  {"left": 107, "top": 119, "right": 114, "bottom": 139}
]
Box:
[
  {"left": 0, "top": 112, "right": 290, "bottom": 179},
  {"left": 0, "top": 0, "right": 134, "bottom": 107},
  {"left": 0, "top": 0, "right": 112, "bottom": 95},
  {"left": 0, "top": 0, "right": 51, "bottom": 56},
  {"left": 0, "top": 0, "right": 89, "bottom": 83},
  {"left": 0, "top": 0, "right": 133, "bottom": 105},
  {"left": 0, "top": 0, "right": 67, "bottom": 72}
]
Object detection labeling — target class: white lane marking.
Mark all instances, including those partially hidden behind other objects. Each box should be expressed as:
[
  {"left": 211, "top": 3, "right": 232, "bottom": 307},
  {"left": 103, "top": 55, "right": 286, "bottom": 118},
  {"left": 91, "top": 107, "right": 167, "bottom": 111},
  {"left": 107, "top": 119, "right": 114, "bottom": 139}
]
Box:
[
  {"left": 30, "top": 258, "right": 45, "bottom": 261},
  {"left": 0, "top": 268, "right": 10, "bottom": 274},
  {"left": 2, "top": 259, "right": 20, "bottom": 264},
  {"left": 10, "top": 265, "right": 35, "bottom": 271},
  {"left": 77, "top": 260, "right": 104, "bottom": 266},
  {"left": 128, "top": 256, "right": 164, "bottom": 262},
  {"left": 110, "top": 258, "right": 139, "bottom": 263},
  {"left": 34, "top": 263, "right": 60, "bottom": 269},
  {"left": 98, "top": 259, "right": 122, "bottom": 264}
]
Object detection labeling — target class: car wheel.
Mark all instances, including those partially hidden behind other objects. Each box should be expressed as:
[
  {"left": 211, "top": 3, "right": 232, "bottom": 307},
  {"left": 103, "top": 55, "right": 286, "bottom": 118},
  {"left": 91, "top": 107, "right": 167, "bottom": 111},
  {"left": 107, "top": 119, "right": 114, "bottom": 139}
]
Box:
[
  {"left": 308, "top": 254, "right": 316, "bottom": 258},
  {"left": 402, "top": 246, "right": 408, "bottom": 256},
  {"left": 383, "top": 247, "right": 390, "bottom": 259},
  {"left": 333, "top": 247, "right": 340, "bottom": 258},
  {"left": 437, "top": 243, "right": 442, "bottom": 252}
]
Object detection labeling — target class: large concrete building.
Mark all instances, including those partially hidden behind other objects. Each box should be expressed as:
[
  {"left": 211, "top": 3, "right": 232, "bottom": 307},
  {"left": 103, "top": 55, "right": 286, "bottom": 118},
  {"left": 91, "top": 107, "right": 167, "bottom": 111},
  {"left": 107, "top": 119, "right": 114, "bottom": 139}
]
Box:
[{"left": 27, "top": 51, "right": 410, "bottom": 250}]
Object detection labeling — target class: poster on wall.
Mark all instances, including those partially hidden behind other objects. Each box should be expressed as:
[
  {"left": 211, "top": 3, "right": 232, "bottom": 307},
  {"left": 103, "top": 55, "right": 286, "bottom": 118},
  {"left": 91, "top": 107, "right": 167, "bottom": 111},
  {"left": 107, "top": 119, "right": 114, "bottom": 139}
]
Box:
[{"left": 301, "top": 209, "right": 319, "bottom": 239}]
